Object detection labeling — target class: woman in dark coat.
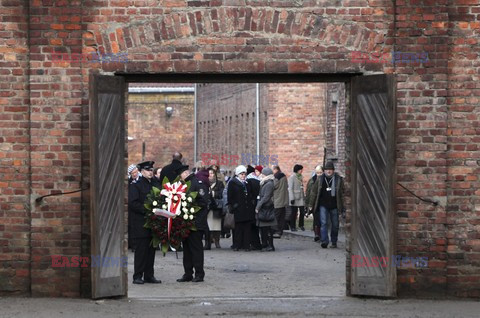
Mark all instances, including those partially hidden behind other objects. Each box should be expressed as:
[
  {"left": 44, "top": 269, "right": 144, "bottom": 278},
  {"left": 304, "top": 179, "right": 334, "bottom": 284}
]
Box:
[
  {"left": 255, "top": 167, "right": 277, "bottom": 251},
  {"left": 206, "top": 168, "right": 225, "bottom": 249},
  {"left": 227, "top": 165, "right": 255, "bottom": 251}
]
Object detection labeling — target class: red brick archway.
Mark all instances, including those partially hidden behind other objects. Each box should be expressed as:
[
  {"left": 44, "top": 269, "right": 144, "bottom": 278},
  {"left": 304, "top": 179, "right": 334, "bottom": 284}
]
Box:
[{"left": 3, "top": 1, "right": 477, "bottom": 299}]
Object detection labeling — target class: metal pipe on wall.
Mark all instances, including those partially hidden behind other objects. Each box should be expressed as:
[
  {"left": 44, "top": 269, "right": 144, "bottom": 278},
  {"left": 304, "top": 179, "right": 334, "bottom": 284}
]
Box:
[
  {"left": 256, "top": 83, "right": 260, "bottom": 159},
  {"left": 194, "top": 83, "right": 197, "bottom": 164}
]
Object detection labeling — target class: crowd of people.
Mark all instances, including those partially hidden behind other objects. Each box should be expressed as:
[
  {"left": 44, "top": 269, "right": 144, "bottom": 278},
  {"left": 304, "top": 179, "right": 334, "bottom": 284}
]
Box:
[{"left": 127, "top": 151, "right": 345, "bottom": 284}]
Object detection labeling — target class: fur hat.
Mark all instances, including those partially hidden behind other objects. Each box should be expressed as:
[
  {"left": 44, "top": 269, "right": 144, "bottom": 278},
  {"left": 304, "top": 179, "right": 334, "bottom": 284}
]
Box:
[
  {"left": 262, "top": 167, "right": 273, "bottom": 176},
  {"left": 128, "top": 164, "right": 137, "bottom": 174},
  {"left": 235, "top": 165, "right": 247, "bottom": 176}
]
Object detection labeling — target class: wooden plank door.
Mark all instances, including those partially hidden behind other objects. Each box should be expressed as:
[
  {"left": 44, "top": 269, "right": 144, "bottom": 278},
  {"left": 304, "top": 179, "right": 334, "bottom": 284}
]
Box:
[
  {"left": 351, "top": 74, "right": 397, "bottom": 297},
  {"left": 89, "top": 75, "right": 127, "bottom": 299}
]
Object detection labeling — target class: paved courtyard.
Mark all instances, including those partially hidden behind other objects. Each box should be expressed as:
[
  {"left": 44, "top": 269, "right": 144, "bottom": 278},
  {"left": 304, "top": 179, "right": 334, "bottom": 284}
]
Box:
[
  {"left": 129, "top": 230, "right": 346, "bottom": 299},
  {"left": 1, "top": 231, "right": 479, "bottom": 317}
]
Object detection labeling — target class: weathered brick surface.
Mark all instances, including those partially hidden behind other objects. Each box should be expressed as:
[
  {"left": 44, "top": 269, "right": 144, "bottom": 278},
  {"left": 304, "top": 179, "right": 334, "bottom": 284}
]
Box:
[
  {"left": 443, "top": 2, "right": 480, "bottom": 299},
  {"left": 127, "top": 84, "right": 195, "bottom": 167},
  {"left": 325, "top": 82, "right": 347, "bottom": 177},
  {"left": 28, "top": 1, "right": 85, "bottom": 297},
  {"left": 196, "top": 83, "right": 264, "bottom": 175},
  {"left": 266, "top": 83, "right": 326, "bottom": 180},
  {"left": 1, "top": 0, "right": 479, "bottom": 298},
  {"left": 196, "top": 83, "right": 327, "bottom": 180},
  {"left": 0, "top": 0, "right": 30, "bottom": 295}
]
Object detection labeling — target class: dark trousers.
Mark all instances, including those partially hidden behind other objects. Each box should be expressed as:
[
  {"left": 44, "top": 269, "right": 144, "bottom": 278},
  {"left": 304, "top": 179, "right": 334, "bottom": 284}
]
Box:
[
  {"left": 133, "top": 238, "right": 156, "bottom": 280},
  {"left": 182, "top": 230, "right": 205, "bottom": 279},
  {"left": 221, "top": 217, "right": 231, "bottom": 237},
  {"left": 290, "top": 206, "right": 305, "bottom": 229},
  {"left": 273, "top": 207, "right": 286, "bottom": 235},
  {"left": 234, "top": 221, "right": 252, "bottom": 250},
  {"left": 260, "top": 226, "right": 274, "bottom": 248},
  {"left": 251, "top": 223, "right": 262, "bottom": 250}
]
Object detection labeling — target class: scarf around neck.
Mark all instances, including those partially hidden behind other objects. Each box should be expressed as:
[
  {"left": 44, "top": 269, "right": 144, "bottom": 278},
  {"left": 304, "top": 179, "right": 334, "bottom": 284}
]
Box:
[
  {"left": 324, "top": 173, "right": 336, "bottom": 197},
  {"left": 260, "top": 174, "right": 275, "bottom": 186}
]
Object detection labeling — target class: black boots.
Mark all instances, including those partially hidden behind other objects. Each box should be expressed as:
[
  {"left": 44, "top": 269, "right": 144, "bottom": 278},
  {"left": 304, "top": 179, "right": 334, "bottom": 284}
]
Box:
[
  {"left": 213, "top": 232, "right": 221, "bottom": 248},
  {"left": 204, "top": 231, "right": 211, "bottom": 250},
  {"left": 314, "top": 225, "right": 320, "bottom": 242}
]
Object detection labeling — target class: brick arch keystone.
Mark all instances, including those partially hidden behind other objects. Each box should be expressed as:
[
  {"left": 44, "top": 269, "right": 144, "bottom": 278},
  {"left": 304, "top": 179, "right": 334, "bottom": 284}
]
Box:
[{"left": 91, "top": 8, "right": 385, "bottom": 66}]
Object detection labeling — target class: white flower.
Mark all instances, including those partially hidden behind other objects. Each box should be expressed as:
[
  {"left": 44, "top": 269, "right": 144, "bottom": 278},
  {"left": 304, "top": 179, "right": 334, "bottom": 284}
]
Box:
[
  {"left": 189, "top": 215, "right": 193, "bottom": 220},
  {"left": 183, "top": 214, "right": 188, "bottom": 220},
  {"left": 187, "top": 197, "right": 193, "bottom": 202},
  {"left": 190, "top": 208, "right": 195, "bottom": 213},
  {"left": 182, "top": 201, "right": 187, "bottom": 207},
  {"left": 173, "top": 196, "right": 178, "bottom": 201},
  {"left": 176, "top": 210, "right": 181, "bottom": 216},
  {"left": 152, "top": 201, "right": 158, "bottom": 206},
  {"left": 162, "top": 204, "right": 167, "bottom": 209},
  {"left": 181, "top": 193, "right": 186, "bottom": 199},
  {"left": 182, "top": 207, "right": 188, "bottom": 213}
]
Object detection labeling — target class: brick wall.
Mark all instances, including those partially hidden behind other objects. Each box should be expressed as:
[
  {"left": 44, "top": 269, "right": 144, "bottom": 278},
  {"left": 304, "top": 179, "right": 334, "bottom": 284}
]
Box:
[
  {"left": 0, "top": 0, "right": 30, "bottom": 295},
  {"left": 127, "top": 84, "right": 194, "bottom": 168},
  {"left": 29, "top": 1, "right": 85, "bottom": 297},
  {"left": 196, "top": 83, "right": 264, "bottom": 175},
  {"left": 196, "top": 83, "right": 327, "bottom": 181},
  {"left": 1, "top": 0, "right": 479, "bottom": 298},
  {"left": 325, "top": 83, "right": 347, "bottom": 177},
  {"left": 266, "top": 83, "right": 326, "bottom": 182}
]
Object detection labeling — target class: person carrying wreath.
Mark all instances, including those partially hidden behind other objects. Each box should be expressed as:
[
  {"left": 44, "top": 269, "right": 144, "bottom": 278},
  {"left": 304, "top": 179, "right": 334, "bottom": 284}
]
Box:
[{"left": 176, "top": 164, "right": 209, "bottom": 283}]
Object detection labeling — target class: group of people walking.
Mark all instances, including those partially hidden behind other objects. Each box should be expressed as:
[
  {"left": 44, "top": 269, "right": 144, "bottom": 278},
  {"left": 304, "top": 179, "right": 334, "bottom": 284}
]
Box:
[{"left": 127, "top": 151, "right": 344, "bottom": 284}]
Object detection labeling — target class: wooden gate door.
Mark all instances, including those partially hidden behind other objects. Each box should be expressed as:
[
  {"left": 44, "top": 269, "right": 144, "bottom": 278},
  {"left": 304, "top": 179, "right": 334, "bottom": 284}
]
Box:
[
  {"left": 351, "top": 74, "right": 397, "bottom": 297},
  {"left": 89, "top": 75, "right": 127, "bottom": 299}
]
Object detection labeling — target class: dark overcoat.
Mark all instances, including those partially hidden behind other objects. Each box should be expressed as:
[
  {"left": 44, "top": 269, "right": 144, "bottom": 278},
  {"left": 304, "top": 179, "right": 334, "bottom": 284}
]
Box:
[
  {"left": 159, "top": 159, "right": 183, "bottom": 184},
  {"left": 185, "top": 174, "right": 210, "bottom": 231},
  {"left": 128, "top": 176, "right": 161, "bottom": 239},
  {"left": 227, "top": 177, "right": 256, "bottom": 223}
]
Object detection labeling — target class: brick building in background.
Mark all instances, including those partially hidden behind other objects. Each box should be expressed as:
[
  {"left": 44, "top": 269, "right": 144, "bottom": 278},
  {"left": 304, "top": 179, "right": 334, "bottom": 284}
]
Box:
[
  {"left": 127, "top": 83, "right": 194, "bottom": 167},
  {"left": 1, "top": 1, "right": 479, "bottom": 299},
  {"left": 196, "top": 83, "right": 335, "bottom": 178},
  {"left": 131, "top": 82, "right": 345, "bottom": 179}
]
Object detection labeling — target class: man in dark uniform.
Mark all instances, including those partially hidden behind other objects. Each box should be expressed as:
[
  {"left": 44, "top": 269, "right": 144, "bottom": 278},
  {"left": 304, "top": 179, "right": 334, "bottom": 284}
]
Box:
[
  {"left": 159, "top": 152, "right": 184, "bottom": 184},
  {"left": 176, "top": 165, "right": 210, "bottom": 283},
  {"left": 128, "top": 161, "right": 162, "bottom": 284}
]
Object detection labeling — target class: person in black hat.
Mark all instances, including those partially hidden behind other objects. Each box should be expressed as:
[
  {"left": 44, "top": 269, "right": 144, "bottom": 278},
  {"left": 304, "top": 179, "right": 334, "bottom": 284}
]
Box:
[
  {"left": 128, "top": 160, "right": 162, "bottom": 284},
  {"left": 306, "top": 161, "right": 345, "bottom": 248},
  {"left": 176, "top": 164, "right": 210, "bottom": 283}
]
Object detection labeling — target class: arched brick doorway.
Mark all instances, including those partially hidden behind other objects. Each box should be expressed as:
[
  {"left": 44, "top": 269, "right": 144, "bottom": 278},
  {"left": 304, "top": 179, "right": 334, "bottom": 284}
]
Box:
[{"left": 89, "top": 73, "right": 396, "bottom": 299}]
